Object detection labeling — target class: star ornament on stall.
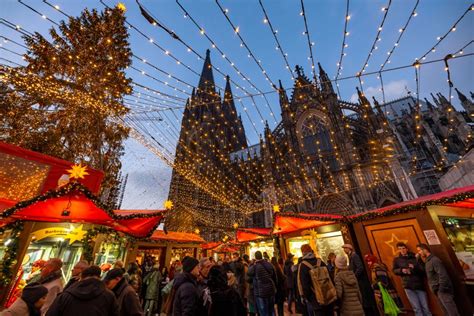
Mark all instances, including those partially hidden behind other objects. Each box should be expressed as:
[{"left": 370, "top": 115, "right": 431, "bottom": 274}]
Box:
[
  {"left": 164, "top": 200, "right": 173, "bottom": 210},
  {"left": 66, "top": 164, "right": 89, "bottom": 180},
  {"left": 272, "top": 205, "right": 280, "bottom": 213},
  {"left": 117, "top": 2, "right": 126, "bottom": 12},
  {"left": 385, "top": 234, "right": 408, "bottom": 255}
]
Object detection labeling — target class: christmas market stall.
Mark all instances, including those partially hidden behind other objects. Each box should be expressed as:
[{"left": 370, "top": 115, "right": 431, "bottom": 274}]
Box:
[
  {"left": 126, "top": 230, "right": 205, "bottom": 269},
  {"left": 0, "top": 181, "right": 166, "bottom": 303},
  {"left": 236, "top": 227, "right": 274, "bottom": 259},
  {"left": 349, "top": 185, "right": 474, "bottom": 315},
  {"left": 273, "top": 213, "right": 348, "bottom": 260}
]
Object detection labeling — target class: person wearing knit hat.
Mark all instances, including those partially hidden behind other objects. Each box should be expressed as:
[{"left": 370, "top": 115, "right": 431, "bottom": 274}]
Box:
[
  {"left": 182, "top": 256, "right": 199, "bottom": 274},
  {"left": 333, "top": 255, "right": 364, "bottom": 316},
  {"left": 335, "top": 254, "right": 348, "bottom": 269},
  {"left": 172, "top": 256, "right": 203, "bottom": 316},
  {"left": 1, "top": 283, "right": 48, "bottom": 316}
]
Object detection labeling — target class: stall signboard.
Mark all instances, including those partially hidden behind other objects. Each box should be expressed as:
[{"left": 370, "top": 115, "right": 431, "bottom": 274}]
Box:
[{"left": 31, "top": 224, "right": 86, "bottom": 244}]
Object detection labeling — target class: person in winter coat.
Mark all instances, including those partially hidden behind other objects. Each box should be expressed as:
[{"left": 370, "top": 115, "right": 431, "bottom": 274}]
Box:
[
  {"left": 293, "top": 257, "right": 307, "bottom": 316},
  {"left": 365, "top": 254, "right": 403, "bottom": 315},
  {"left": 172, "top": 256, "right": 203, "bottom": 316},
  {"left": 297, "top": 244, "right": 333, "bottom": 316},
  {"left": 36, "top": 258, "right": 64, "bottom": 316},
  {"left": 143, "top": 264, "right": 162, "bottom": 316},
  {"left": 1, "top": 284, "right": 48, "bottom": 316},
  {"left": 205, "top": 265, "right": 246, "bottom": 316},
  {"left": 45, "top": 266, "right": 118, "bottom": 316},
  {"left": 247, "top": 251, "right": 277, "bottom": 316},
  {"left": 327, "top": 253, "right": 336, "bottom": 281},
  {"left": 271, "top": 257, "right": 287, "bottom": 316},
  {"left": 245, "top": 257, "right": 257, "bottom": 316},
  {"left": 392, "top": 242, "right": 431, "bottom": 316},
  {"left": 124, "top": 262, "right": 142, "bottom": 294},
  {"left": 333, "top": 255, "right": 364, "bottom": 316},
  {"left": 283, "top": 253, "right": 295, "bottom": 314},
  {"left": 416, "top": 244, "right": 459, "bottom": 316},
  {"left": 63, "top": 261, "right": 89, "bottom": 291},
  {"left": 230, "top": 252, "right": 246, "bottom": 302},
  {"left": 342, "top": 244, "right": 377, "bottom": 315},
  {"left": 105, "top": 268, "right": 144, "bottom": 316}
]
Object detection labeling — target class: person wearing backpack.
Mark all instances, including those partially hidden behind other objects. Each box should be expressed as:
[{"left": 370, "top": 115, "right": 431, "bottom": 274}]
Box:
[
  {"left": 247, "top": 251, "right": 277, "bottom": 316},
  {"left": 297, "top": 244, "right": 335, "bottom": 316},
  {"left": 333, "top": 255, "right": 364, "bottom": 316}
]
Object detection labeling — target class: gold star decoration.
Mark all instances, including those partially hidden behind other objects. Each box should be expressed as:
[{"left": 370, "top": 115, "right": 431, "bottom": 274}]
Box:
[
  {"left": 66, "top": 164, "right": 89, "bottom": 180},
  {"left": 117, "top": 2, "right": 126, "bottom": 12},
  {"left": 164, "top": 200, "right": 173, "bottom": 210},
  {"left": 233, "top": 223, "right": 239, "bottom": 229},
  {"left": 272, "top": 205, "right": 280, "bottom": 213},
  {"left": 384, "top": 234, "right": 408, "bottom": 255}
]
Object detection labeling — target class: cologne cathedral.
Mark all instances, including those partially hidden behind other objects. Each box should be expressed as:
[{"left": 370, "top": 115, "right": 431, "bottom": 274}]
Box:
[{"left": 166, "top": 50, "right": 473, "bottom": 236}]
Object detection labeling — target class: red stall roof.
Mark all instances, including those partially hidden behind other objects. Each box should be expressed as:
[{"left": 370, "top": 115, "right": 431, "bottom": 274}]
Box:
[
  {"left": 236, "top": 227, "right": 272, "bottom": 243},
  {"left": 348, "top": 184, "right": 474, "bottom": 222},
  {"left": 0, "top": 182, "right": 165, "bottom": 238},
  {"left": 150, "top": 230, "right": 205, "bottom": 244},
  {"left": 273, "top": 213, "right": 340, "bottom": 235},
  {"left": 0, "top": 141, "right": 104, "bottom": 204}
]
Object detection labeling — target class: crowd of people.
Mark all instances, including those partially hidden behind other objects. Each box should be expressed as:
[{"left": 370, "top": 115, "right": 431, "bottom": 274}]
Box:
[{"left": 0, "top": 242, "right": 461, "bottom": 316}]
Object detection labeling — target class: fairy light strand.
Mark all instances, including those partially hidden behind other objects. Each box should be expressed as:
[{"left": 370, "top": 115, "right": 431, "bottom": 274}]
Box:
[
  {"left": 379, "top": 0, "right": 419, "bottom": 71},
  {"left": 416, "top": 4, "right": 473, "bottom": 62},
  {"left": 358, "top": 0, "right": 393, "bottom": 76},
  {"left": 335, "top": 0, "right": 350, "bottom": 96},
  {"left": 299, "top": 0, "right": 317, "bottom": 81},
  {"left": 257, "top": 0, "right": 294, "bottom": 79}
]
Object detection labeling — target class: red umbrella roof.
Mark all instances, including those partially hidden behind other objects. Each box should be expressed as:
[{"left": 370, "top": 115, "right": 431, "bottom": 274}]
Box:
[
  {"left": 0, "top": 182, "right": 165, "bottom": 238},
  {"left": 150, "top": 230, "right": 205, "bottom": 243}
]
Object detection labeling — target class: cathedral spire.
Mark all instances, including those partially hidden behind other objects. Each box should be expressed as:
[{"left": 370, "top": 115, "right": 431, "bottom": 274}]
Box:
[
  {"left": 455, "top": 88, "right": 468, "bottom": 103},
  {"left": 431, "top": 93, "right": 440, "bottom": 106},
  {"left": 424, "top": 98, "right": 436, "bottom": 111},
  {"left": 223, "top": 75, "right": 233, "bottom": 103},
  {"left": 318, "top": 62, "right": 334, "bottom": 94},
  {"left": 197, "top": 49, "right": 216, "bottom": 94},
  {"left": 372, "top": 96, "right": 384, "bottom": 116},
  {"left": 356, "top": 87, "right": 370, "bottom": 106},
  {"left": 278, "top": 80, "right": 289, "bottom": 106}
]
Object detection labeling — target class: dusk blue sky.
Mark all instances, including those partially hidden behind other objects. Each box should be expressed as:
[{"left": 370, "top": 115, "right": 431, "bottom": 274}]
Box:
[{"left": 1, "top": 0, "right": 472, "bottom": 209}]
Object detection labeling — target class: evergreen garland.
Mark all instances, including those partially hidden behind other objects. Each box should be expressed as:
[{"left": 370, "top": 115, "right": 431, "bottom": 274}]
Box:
[{"left": 0, "top": 221, "right": 24, "bottom": 285}]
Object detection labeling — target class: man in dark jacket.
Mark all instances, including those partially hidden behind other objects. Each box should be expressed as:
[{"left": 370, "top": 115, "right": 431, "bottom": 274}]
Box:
[
  {"left": 230, "top": 252, "right": 246, "bottom": 302},
  {"left": 172, "top": 256, "right": 203, "bottom": 316},
  {"left": 297, "top": 244, "right": 333, "bottom": 316},
  {"left": 247, "top": 251, "right": 276, "bottom": 316},
  {"left": 417, "top": 243, "right": 459, "bottom": 316},
  {"left": 342, "top": 244, "right": 377, "bottom": 316},
  {"left": 283, "top": 253, "right": 295, "bottom": 314},
  {"left": 105, "top": 268, "right": 144, "bottom": 316},
  {"left": 393, "top": 242, "right": 431, "bottom": 316},
  {"left": 63, "top": 260, "right": 89, "bottom": 291},
  {"left": 46, "top": 265, "right": 119, "bottom": 316}
]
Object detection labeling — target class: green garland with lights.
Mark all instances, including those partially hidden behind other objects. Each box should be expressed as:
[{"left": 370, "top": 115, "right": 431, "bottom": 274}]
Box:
[{"left": 0, "top": 221, "right": 24, "bottom": 285}]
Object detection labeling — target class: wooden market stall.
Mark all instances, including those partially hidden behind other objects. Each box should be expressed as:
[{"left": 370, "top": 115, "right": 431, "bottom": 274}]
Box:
[
  {"left": 0, "top": 183, "right": 166, "bottom": 305},
  {"left": 273, "top": 213, "right": 348, "bottom": 260},
  {"left": 126, "top": 230, "right": 205, "bottom": 269},
  {"left": 350, "top": 185, "right": 474, "bottom": 315},
  {"left": 236, "top": 228, "right": 274, "bottom": 259}
]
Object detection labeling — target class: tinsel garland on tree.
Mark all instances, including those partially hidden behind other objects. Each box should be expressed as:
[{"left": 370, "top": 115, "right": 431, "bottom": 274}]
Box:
[{"left": 0, "top": 221, "right": 24, "bottom": 285}]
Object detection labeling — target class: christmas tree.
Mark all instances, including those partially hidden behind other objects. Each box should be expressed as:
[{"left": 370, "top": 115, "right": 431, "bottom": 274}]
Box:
[{"left": 0, "top": 5, "right": 132, "bottom": 207}]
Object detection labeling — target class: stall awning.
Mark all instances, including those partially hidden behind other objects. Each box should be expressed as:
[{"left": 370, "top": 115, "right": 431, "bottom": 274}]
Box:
[
  {"left": 273, "top": 213, "right": 341, "bottom": 235},
  {"left": 0, "top": 182, "right": 165, "bottom": 238},
  {"left": 237, "top": 227, "right": 272, "bottom": 243},
  {"left": 201, "top": 242, "right": 222, "bottom": 250},
  {"left": 150, "top": 230, "right": 205, "bottom": 244},
  {"left": 348, "top": 184, "right": 474, "bottom": 222}
]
